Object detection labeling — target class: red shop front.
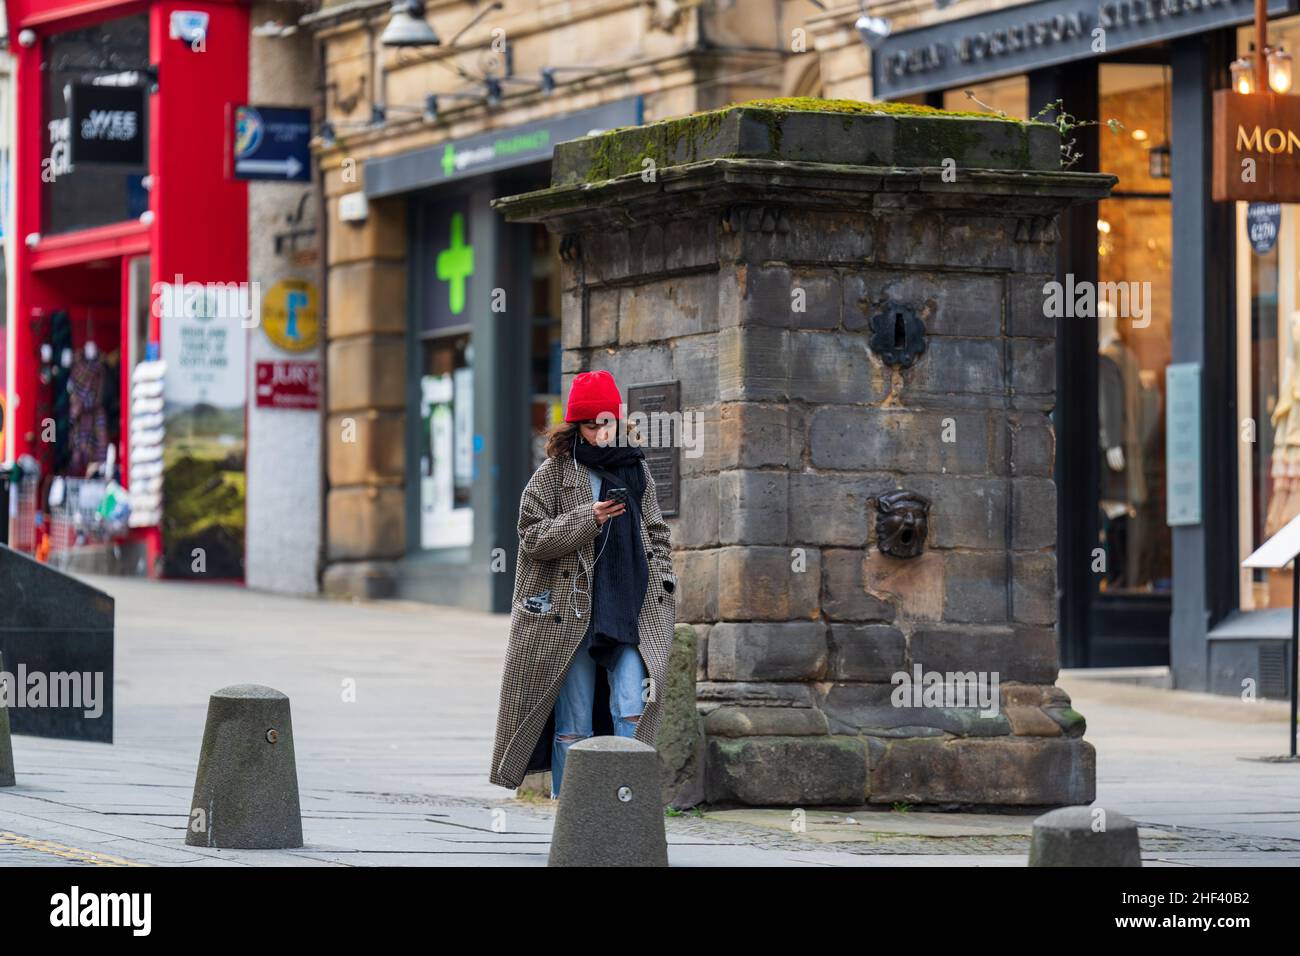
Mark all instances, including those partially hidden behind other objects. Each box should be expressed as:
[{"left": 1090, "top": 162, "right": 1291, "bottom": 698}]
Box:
[{"left": 5, "top": 0, "right": 249, "bottom": 576}]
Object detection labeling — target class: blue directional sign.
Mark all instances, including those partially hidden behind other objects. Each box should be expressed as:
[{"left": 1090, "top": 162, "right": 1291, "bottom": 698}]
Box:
[{"left": 233, "top": 105, "right": 311, "bottom": 182}]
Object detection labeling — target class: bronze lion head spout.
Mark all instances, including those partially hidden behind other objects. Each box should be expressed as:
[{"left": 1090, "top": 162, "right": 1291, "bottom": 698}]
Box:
[{"left": 869, "top": 490, "right": 931, "bottom": 559}]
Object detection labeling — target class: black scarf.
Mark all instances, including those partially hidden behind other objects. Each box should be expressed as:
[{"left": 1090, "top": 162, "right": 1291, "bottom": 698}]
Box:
[{"left": 574, "top": 435, "right": 649, "bottom": 669}]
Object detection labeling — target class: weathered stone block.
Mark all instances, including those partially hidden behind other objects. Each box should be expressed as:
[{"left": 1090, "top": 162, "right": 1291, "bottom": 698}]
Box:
[
  {"left": 904, "top": 476, "right": 1006, "bottom": 550},
  {"left": 707, "top": 621, "right": 828, "bottom": 680},
  {"left": 864, "top": 549, "right": 945, "bottom": 622},
  {"left": 1012, "top": 478, "right": 1056, "bottom": 550},
  {"left": 717, "top": 546, "right": 820, "bottom": 620},
  {"left": 326, "top": 411, "right": 404, "bottom": 486},
  {"left": 943, "top": 551, "right": 1009, "bottom": 623},
  {"left": 719, "top": 402, "right": 793, "bottom": 469},
  {"left": 1013, "top": 553, "right": 1057, "bottom": 626},
  {"left": 819, "top": 683, "right": 1009, "bottom": 737},
  {"left": 586, "top": 286, "right": 619, "bottom": 347},
  {"left": 703, "top": 706, "right": 829, "bottom": 736},
  {"left": 870, "top": 737, "right": 1096, "bottom": 805},
  {"left": 821, "top": 548, "right": 897, "bottom": 622},
  {"left": 790, "top": 472, "right": 890, "bottom": 546},
  {"left": 706, "top": 735, "right": 868, "bottom": 805},
  {"left": 809, "top": 408, "right": 994, "bottom": 475},
  {"left": 828, "top": 623, "right": 906, "bottom": 680},
  {"left": 718, "top": 470, "right": 787, "bottom": 545},
  {"left": 327, "top": 335, "right": 406, "bottom": 413},
  {"left": 328, "top": 195, "right": 405, "bottom": 265},
  {"left": 327, "top": 485, "right": 405, "bottom": 560},
  {"left": 675, "top": 548, "right": 719, "bottom": 623},
  {"left": 843, "top": 270, "right": 1003, "bottom": 338},
  {"left": 675, "top": 476, "right": 719, "bottom": 549},
  {"left": 909, "top": 626, "right": 1059, "bottom": 683},
  {"left": 621, "top": 272, "right": 718, "bottom": 343},
  {"left": 790, "top": 331, "right": 889, "bottom": 405},
  {"left": 327, "top": 260, "right": 406, "bottom": 338}
]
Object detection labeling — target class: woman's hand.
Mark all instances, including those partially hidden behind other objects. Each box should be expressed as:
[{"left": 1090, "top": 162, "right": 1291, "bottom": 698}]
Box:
[{"left": 592, "top": 499, "right": 626, "bottom": 526}]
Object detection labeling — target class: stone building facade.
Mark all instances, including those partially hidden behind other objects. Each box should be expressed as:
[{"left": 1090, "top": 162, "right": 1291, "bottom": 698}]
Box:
[{"left": 304, "top": 0, "right": 826, "bottom": 605}]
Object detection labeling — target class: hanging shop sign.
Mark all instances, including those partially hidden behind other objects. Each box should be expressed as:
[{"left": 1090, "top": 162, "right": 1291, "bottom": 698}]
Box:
[
  {"left": 1247, "top": 201, "right": 1283, "bottom": 253},
  {"left": 872, "top": 0, "right": 1293, "bottom": 98},
  {"left": 1213, "top": 92, "right": 1300, "bottom": 203},
  {"left": 255, "top": 360, "right": 320, "bottom": 410},
  {"left": 261, "top": 279, "right": 319, "bottom": 352},
  {"left": 365, "top": 97, "right": 643, "bottom": 197},
  {"left": 233, "top": 105, "right": 312, "bottom": 182},
  {"left": 68, "top": 83, "right": 146, "bottom": 165}
]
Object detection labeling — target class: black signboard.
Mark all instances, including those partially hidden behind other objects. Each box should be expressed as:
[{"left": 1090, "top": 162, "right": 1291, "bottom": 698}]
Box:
[
  {"left": 627, "top": 381, "right": 681, "bottom": 517},
  {"left": 872, "top": 0, "right": 1295, "bottom": 99},
  {"left": 68, "top": 83, "right": 146, "bottom": 166}
]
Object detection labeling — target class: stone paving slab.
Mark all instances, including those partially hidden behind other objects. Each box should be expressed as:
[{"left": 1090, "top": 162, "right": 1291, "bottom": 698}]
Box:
[{"left": 0, "top": 575, "right": 1296, "bottom": 866}]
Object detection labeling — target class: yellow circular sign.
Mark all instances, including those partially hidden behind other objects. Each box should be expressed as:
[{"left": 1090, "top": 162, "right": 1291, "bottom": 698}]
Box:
[{"left": 262, "top": 279, "right": 319, "bottom": 353}]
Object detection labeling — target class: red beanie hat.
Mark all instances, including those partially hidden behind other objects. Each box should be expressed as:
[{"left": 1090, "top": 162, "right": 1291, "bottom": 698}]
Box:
[{"left": 565, "top": 370, "right": 623, "bottom": 422}]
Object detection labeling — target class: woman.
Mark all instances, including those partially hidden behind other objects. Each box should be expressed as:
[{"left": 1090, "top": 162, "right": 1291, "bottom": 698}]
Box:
[{"left": 488, "top": 370, "right": 678, "bottom": 799}]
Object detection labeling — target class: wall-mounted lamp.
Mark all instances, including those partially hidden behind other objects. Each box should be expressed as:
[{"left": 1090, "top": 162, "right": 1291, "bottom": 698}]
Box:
[
  {"left": 381, "top": 0, "right": 440, "bottom": 48},
  {"left": 17, "top": 29, "right": 36, "bottom": 48},
  {"left": 856, "top": 14, "right": 891, "bottom": 50}
]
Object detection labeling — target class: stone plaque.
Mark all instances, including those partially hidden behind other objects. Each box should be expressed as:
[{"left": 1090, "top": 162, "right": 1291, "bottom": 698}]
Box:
[{"left": 627, "top": 380, "right": 680, "bottom": 517}]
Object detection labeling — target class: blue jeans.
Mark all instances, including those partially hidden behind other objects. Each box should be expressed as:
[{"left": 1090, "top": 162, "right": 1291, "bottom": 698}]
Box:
[{"left": 551, "top": 629, "right": 648, "bottom": 799}]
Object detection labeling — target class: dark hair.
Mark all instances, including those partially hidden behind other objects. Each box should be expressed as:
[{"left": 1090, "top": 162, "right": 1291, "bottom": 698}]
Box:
[{"left": 543, "top": 417, "right": 643, "bottom": 459}]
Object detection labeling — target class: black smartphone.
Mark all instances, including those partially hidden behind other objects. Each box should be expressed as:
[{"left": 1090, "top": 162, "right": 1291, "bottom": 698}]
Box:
[{"left": 606, "top": 487, "right": 628, "bottom": 507}]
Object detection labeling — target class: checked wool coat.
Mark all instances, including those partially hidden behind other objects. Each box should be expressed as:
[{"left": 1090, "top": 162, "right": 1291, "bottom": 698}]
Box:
[{"left": 489, "top": 450, "right": 678, "bottom": 790}]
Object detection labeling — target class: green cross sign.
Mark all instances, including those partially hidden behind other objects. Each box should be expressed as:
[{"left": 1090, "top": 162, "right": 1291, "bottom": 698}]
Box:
[
  {"left": 436, "top": 212, "right": 474, "bottom": 315},
  {"left": 441, "top": 144, "right": 456, "bottom": 177}
]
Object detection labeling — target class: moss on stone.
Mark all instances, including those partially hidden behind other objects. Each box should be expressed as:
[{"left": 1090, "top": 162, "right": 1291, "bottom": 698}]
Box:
[
  {"left": 732, "top": 95, "right": 1035, "bottom": 123},
  {"left": 578, "top": 96, "right": 1053, "bottom": 184}
]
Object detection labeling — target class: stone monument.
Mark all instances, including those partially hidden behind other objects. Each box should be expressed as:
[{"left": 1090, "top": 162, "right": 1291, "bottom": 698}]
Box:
[{"left": 494, "top": 99, "right": 1114, "bottom": 807}]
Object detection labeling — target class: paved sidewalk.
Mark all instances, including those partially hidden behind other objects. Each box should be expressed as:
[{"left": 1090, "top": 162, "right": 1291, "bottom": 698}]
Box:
[{"left": 0, "top": 575, "right": 1297, "bottom": 866}]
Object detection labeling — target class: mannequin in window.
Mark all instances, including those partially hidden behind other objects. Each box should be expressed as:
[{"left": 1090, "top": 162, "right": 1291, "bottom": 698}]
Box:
[
  {"left": 1098, "top": 305, "right": 1147, "bottom": 588},
  {"left": 1265, "top": 309, "right": 1300, "bottom": 538}
]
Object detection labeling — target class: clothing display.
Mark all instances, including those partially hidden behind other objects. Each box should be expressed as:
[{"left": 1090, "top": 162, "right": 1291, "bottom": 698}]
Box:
[
  {"left": 67, "top": 352, "right": 109, "bottom": 477},
  {"left": 1098, "top": 338, "right": 1148, "bottom": 507},
  {"left": 1266, "top": 311, "right": 1300, "bottom": 538}
]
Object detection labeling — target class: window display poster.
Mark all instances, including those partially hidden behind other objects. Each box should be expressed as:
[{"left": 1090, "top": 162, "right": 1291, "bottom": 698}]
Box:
[
  {"left": 420, "top": 372, "right": 472, "bottom": 549},
  {"left": 159, "top": 288, "right": 247, "bottom": 579}
]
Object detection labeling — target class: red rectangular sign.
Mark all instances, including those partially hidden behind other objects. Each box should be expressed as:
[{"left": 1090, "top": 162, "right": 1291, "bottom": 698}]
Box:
[{"left": 255, "top": 360, "right": 320, "bottom": 409}]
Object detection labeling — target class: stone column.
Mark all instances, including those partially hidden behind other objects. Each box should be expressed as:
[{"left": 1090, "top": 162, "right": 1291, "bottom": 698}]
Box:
[{"left": 495, "top": 102, "right": 1114, "bottom": 808}]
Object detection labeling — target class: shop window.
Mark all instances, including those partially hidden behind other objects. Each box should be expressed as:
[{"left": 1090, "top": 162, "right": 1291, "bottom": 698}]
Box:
[
  {"left": 942, "top": 76, "right": 1028, "bottom": 118},
  {"left": 418, "top": 332, "right": 473, "bottom": 549},
  {"left": 1233, "top": 17, "right": 1300, "bottom": 610},
  {"left": 530, "top": 224, "right": 562, "bottom": 473},
  {"left": 41, "top": 13, "right": 151, "bottom": 236},
  {"left": 1095, "top": 63, "right": 1173, "bottom": 595}
]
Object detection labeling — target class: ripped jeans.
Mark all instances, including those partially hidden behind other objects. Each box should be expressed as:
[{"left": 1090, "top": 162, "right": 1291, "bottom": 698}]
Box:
[{"left": 551, "top": 628, "right": 648, "bottom": 799}]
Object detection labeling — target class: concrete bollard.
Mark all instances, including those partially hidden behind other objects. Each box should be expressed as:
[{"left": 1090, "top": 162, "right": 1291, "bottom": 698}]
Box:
[
  {"left": 0, "top": 653, "right": 14, "bottom": 787},
  {"left": 548, "top": 736, "right": 668, "bottom": 867},
  {"left": 1029, "top": 806, "right": 1142, "bottom": 866},
  {"left": 185, "top": 684, "right": 303, "bottom": 849}
]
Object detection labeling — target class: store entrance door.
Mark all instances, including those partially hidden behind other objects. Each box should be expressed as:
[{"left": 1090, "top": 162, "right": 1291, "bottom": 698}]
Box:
[{"left": 1042, "top": 55, "right": 1175, "bottom": 667}]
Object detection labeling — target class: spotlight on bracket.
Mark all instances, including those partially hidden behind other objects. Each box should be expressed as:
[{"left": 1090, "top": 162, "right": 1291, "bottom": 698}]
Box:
[
  {"left": 381, "top": 0, "right": 440, "bottom": 47},
  {"left": 855, "top": 14, "right": 891, "bottom": 50}
]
